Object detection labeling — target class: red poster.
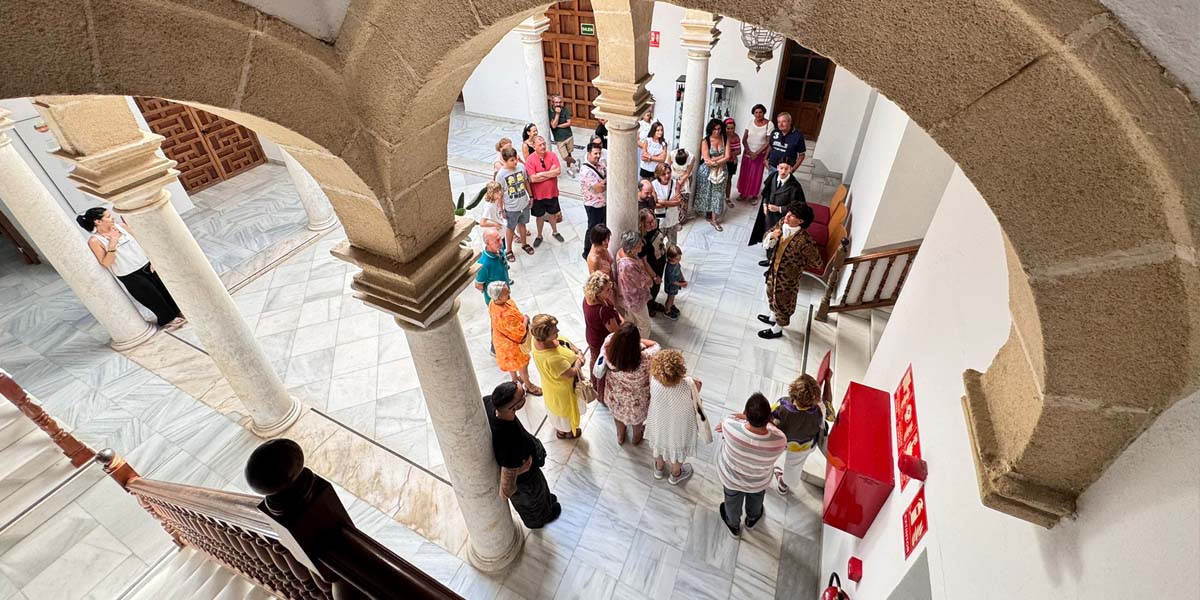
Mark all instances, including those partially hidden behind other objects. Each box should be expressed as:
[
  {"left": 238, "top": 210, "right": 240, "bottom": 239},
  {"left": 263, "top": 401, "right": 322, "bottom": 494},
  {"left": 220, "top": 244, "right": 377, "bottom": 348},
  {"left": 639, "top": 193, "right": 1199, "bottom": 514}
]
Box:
[
  {"left": 649, "top": 31, "right": 661, "bottom": 48},
  {"left": 902, "top": 487, "right": 929, "bottom": 558},
  {"left": 893, "top": 364, "right": 921, "bottom": 490}
]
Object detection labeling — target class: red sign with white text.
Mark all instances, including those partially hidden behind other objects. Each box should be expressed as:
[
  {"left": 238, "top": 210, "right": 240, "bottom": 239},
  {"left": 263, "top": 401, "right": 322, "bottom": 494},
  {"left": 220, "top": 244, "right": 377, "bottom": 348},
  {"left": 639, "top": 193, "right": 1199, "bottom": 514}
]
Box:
[
  {"left": 893, "top": 364, "right": 921, "bottom": 490},
  {"left": 649, "top": 31, "right": 661, "bottom": 48},
  {"left": 902, "top": 487, "right": 929, "bottom": 558}
]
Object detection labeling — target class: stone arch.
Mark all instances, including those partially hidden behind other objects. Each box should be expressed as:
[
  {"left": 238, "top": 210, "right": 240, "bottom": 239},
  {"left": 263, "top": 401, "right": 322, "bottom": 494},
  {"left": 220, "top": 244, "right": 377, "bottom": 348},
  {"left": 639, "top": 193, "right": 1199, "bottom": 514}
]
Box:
[{"left": 2, "top": 0, "right": 1196, "bottom": 526}]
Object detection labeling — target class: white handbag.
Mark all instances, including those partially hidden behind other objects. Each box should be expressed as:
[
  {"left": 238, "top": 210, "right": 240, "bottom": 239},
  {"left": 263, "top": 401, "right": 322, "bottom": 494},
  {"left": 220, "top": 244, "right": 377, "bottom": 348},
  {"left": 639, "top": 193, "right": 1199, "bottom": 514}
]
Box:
[
  {"left": 592, "top": 352, "right": 608, "bottom": 379},
  {"left": 688, "top": 376, "right": 713, "bottom": 444}
]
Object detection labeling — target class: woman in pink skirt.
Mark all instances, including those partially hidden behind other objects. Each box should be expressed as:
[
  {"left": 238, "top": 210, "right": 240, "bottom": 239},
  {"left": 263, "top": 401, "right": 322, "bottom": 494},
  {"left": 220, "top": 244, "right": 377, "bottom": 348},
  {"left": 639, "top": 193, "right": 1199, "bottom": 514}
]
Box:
[{"left": 737, "top": 104, "right": 773, "bottom": 201}]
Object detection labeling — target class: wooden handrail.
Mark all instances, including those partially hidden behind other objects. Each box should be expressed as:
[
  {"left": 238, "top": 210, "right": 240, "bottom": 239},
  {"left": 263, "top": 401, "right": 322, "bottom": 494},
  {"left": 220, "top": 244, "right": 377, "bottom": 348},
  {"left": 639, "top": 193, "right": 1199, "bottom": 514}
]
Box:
[
  {"left": 0, "top": 370, "right": 95, "bottom": 467},
  {"left": 841, "top": 243, "right": 921, "bottom": 265},
  {"left": 126, "top": 478, "right": 279, "bottom": 538}
]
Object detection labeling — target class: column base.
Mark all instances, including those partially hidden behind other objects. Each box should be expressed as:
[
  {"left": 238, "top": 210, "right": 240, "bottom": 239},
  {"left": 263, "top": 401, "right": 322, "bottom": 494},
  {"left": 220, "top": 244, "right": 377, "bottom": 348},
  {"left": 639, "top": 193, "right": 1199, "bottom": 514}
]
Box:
[
  {"left": 109, "top": 321, "right": 158, "bottom": 352},
  {"left": 306, "top": 215, "right": 338, "bottom": 232},
  {"left": 249, "top": 395, "right": 304, "bottom": 438},
  {"left": 464, "top": 524, "right": 524, "bottom": 573}
]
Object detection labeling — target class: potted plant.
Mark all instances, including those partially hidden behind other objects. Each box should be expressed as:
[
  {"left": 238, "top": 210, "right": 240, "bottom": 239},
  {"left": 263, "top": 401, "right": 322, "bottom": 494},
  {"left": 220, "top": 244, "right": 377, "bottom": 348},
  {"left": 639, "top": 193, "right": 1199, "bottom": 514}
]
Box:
[{"left": 453, "top": 186, "right": 487, "bottom": 217}]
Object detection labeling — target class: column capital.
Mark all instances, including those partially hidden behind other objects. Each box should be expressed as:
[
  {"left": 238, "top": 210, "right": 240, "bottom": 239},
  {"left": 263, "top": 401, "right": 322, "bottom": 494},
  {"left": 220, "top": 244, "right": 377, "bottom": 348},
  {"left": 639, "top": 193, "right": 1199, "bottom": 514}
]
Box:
[
  {"left": 513, "top": 14, "right": 550, "bottom": 42},
  {"left": 332, "top": 217, "right": 479, "bottom": 329},
  {"left": 593, "top": 73, "right": 654, "bottom": 124},
  {"left": 680, "top": 11, "right": 721, "bottom": 53}
]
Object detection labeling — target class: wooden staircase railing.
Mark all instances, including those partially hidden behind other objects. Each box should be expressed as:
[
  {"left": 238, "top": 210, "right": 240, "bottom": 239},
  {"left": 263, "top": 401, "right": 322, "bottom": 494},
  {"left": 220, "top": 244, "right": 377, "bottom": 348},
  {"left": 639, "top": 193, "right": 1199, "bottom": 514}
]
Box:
[
  {"left": 816, "top": 242, "right": 921, "bottom": 321},
  {"left": 0, "top": 370, "right": 462, "bottom": 600}
]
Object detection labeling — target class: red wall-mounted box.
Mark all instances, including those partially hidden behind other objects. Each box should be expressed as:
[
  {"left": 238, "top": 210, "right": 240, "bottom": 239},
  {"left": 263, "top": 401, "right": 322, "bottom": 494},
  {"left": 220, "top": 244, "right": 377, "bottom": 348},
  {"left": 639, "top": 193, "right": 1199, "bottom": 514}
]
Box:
[{"left": 823, "top": 381, "right": 894, "bottom": 538}]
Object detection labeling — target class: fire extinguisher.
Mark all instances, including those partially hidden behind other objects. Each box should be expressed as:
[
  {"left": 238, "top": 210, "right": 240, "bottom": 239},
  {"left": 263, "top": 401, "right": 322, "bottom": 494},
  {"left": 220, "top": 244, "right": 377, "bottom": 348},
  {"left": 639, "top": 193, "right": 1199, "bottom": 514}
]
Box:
[{"left": 821, "top": 573, "right": 851, "bottom": 600}]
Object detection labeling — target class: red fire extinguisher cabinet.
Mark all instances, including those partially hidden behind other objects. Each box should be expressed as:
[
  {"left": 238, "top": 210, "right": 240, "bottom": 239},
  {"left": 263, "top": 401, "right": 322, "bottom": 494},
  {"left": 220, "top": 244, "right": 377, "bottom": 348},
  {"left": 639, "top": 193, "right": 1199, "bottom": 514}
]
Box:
[{"left": 823, "top": 381, "right": 894, "bottom": 538}]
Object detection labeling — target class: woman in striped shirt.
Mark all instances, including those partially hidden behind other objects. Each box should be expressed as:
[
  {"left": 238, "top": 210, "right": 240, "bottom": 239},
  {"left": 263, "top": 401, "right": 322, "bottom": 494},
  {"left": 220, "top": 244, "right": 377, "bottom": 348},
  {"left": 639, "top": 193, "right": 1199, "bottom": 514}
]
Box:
[{"left": 715, "top": 393, "right": 788, "bottom": 538}]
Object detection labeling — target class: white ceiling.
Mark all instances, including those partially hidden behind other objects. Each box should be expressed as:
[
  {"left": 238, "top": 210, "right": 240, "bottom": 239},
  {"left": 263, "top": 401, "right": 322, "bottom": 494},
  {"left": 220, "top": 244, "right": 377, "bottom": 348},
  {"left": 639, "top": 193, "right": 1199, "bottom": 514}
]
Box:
[
  {"left": 238, "top": 0, "right": 351, "bottom": 42},
  {"left": 233, "top": 0, "right": 1197, "bottom": 100}
]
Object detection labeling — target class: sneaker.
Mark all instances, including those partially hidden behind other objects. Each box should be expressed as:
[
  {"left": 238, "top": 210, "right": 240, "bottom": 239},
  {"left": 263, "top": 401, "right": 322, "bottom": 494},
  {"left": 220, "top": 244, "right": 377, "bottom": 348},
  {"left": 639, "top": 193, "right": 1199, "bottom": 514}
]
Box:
[
  {"left": 774, "top": 468, "right": 790, "bottom": 496},
  {"left": 553, "top": 232, "right": 565, "bottom": 243},
  {"left": 653, "top": 466, "right": 665, "bottom": 480},
  {"left": 533, "top": 237, "right": 544, "bottom": 248},
  {"left": 745, "top": 513, "right": 763, "bottom": 530},
  {"left": 665, "top": 307, "right": 680, "bottom": 321},
  {"left": 668, "top": 464, "right": 694, "bottom": 485},
  {"left": 718, "top": 503, "right": 740, "bottom": 539}
]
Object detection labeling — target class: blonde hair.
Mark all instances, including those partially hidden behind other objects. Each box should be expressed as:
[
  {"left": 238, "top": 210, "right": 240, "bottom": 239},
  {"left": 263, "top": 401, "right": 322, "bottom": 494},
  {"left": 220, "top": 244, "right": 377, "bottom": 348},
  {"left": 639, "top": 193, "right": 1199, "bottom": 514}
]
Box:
[
  {"left": 788, "top": 374, "right": 821, "bottom": 409},
  {"left": 638, "top": 208, "right": 655, "bottom": 233},
  {"left": 484, "top": 181, "right": 502, "bottom": 200},
  {"left": 650, "top": 349, "right": 687, "bottom": 386},
  {"left": 584, "top": 271, "right": 611, "bottom": 303},
  {"left": 654, "top": 163, "right": 670, "bottom": 180},
  {"left": 495, "top": 137, "right": 513, "bottom": 152},
  {"left": 529, "top": 314, "right": 559, "bottom": 342}
]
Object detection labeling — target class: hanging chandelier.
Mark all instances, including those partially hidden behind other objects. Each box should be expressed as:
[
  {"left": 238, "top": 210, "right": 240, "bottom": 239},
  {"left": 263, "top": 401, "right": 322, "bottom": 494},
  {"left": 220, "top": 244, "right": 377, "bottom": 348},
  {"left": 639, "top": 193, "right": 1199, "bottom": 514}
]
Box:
[{"left": 740, "top": 22, "right": 785, "bottom": 72}]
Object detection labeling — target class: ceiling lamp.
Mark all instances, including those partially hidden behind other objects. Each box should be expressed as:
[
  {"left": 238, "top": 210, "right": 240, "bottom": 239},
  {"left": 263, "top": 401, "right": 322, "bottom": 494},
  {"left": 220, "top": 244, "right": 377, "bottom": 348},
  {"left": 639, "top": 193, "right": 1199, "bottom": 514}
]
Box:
[{"left": 740, "top": 22, "right": 785, "bottom": 72}]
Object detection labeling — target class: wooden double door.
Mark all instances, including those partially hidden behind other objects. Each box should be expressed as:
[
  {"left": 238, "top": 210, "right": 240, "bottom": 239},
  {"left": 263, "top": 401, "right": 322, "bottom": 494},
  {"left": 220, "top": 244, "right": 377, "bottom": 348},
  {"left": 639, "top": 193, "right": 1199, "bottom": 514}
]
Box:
[
  {"left": 543, "top": 1, "right": 601, "bottom": 128},
  {"left": 133, "top": 97, "right": 266, "bottom": 193},
  {"left": 772, "top": 41, "right": 836, "bottom": 141}
]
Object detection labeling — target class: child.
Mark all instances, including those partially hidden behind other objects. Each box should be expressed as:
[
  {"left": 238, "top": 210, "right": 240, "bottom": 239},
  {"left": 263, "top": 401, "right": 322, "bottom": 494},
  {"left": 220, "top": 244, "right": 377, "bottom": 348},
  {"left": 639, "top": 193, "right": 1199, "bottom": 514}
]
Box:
[
  {"left": 492, "top": 138, "right": 520, "bottom": 181},
  {"left": 771, "top": 374, "right": 825, "bottom": 495},
  {"left": 671, "top": 148, "right": 694, "bottom": 225},
  {"left": 662, "top": 245, "right": 688, "bottom": 320},
  {"left": 495, "top": 147, "right": 535, "bottom": 262},
  {"left": 479, "top": 181, "right": 506, "bottom": 252}
]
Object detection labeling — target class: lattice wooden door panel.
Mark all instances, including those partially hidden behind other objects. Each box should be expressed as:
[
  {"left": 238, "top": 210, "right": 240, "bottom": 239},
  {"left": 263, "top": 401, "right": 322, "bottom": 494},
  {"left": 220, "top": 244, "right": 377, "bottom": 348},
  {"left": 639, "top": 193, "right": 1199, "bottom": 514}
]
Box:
[
  {"left": 544, "top": 1, "right": 600, "bottom": 128},
  {"left": 133, "top": 97, "right": 266, "bottom": 193}
]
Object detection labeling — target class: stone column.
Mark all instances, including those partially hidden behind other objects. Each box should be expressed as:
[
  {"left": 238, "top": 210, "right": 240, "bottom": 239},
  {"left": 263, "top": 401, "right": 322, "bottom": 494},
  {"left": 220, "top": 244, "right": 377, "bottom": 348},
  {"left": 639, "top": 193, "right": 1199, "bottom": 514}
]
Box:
[
  {"left": 332, "top": 220, "right": 521, "bottom": 572},
  {"left": 515, "top": 14, "right": 552, "bottom": 144},
  {"left": 281, "top": 150, "right": 337, "bottom": 232},
  {"left": 601, "top": 117, "right": 641, "bottom": 254},
  {"left": 678, "top": 12, "right": 721, "bottom": 159},
  {"left": 0, "top": 110, "right": 156, "bottom": 350},
  {"left": 34, "top": 96, "right": 301, "bottom": 437}
]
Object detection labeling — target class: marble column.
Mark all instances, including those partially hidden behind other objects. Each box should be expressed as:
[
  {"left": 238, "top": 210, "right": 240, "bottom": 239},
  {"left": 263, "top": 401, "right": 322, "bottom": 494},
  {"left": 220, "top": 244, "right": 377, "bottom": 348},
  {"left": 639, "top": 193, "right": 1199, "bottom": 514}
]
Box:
[
  {"left": 332, "top": 220, "right": 521, "bottom": 572},
  {"left": 0, "top": 109, "right": 155, "bottom": 350},
  {"left": 515, "top": 14, "right": 553, "bottom": 145},
  {"left": 281, "top": 150, "right": 337, "bottom": 232},
  {"left": 34, "top": 96, "right": 301, "bottom": 437},
  {"left": 602, "top": 117, "right": 641, "bottom": 254},
  {"left": 678, "top": 12, "right": 721, "bottom": 159}
]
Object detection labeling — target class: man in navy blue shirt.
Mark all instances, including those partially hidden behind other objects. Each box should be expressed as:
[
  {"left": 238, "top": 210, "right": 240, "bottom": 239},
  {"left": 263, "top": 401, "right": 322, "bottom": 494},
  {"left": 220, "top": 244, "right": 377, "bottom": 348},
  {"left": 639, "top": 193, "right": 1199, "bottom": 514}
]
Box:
[{"left": 767, "top": 112, "right": 806, "bottom": 177}]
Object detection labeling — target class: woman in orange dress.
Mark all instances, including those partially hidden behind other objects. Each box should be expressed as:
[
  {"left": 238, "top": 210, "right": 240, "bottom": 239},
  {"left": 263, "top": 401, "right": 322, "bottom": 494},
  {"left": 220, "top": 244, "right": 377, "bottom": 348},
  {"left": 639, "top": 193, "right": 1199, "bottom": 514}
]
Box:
[{"left": 488, "top": 281, "right": 542, "bottom": 396}]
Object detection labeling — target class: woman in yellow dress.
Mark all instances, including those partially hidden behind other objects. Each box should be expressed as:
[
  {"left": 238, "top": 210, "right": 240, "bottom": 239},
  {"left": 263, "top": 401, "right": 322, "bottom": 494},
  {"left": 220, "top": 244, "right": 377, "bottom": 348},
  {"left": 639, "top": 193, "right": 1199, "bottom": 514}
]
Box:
[{"left": 529, "top": 313, "right": 586, "bottom": 439}]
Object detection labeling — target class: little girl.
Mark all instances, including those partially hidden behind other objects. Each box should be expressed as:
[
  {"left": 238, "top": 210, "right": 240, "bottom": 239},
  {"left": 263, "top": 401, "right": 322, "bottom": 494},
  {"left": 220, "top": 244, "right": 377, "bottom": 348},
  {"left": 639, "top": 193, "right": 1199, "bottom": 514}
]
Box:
[
  {"left": 479, "top": 181, "right": 505, "bottom": 231},
  {"left": 671, "top": 148, "right": 694, "bottom": 225}
]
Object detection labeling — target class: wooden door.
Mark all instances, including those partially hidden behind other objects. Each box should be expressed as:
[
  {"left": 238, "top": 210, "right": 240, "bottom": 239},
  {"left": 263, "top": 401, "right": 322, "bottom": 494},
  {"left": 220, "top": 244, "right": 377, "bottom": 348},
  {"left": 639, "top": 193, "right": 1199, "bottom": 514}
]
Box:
[
  {"left": 772, "top": 41, "right": 836, "bottom": 141},
  {"left": 544, "top": 1, "right": 601, "bottom": 128},
  {"left": 133, "top": 97, "right": 266, "bottom": 193}
]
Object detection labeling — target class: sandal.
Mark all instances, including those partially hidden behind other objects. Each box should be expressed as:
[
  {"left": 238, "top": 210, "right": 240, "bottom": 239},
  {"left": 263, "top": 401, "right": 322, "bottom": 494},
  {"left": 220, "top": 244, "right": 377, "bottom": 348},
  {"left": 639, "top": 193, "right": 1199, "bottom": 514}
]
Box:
[
  {"left": 522, "top": 244, "right": 535, "bottom": 255},
  {"left": 506, "top": 250, "right": 516, "bottom": 263},
  {"left": 556, "top": 430, "right": 578, "bottom": 440},
  {"left": 524, "top": 384, "right": 543, "bottom": 396}
]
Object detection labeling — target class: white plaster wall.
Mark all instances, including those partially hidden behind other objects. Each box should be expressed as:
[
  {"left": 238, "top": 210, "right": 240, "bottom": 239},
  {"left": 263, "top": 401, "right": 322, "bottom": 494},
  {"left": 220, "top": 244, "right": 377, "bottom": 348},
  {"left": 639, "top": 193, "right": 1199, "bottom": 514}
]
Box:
[
  {"left": 236, "top": 0, "right": 350, "bottom": 41},
  {"left": 462, "top": 30, "right": 535, "bottom": 124},
  {"left": 1101, "top": 0, "right": 1200, "bottom": 101},
  {"left": 820, "top": 167, "right": 1200, "bottom": 599},
  {"left": 811, "top": 67, "right": 873, "bottom": 175},
  {"left": 843, "top": 95, "right": 907, "bottom": 255},
  {"left": 861, "top": 121, "right": 954, "bottom": 250},
  {"left": 461, "top": 3, "right": 785, "bottom": 145},
  {"left": 257, "top": 135, "right": 286, "bottom": 163}
]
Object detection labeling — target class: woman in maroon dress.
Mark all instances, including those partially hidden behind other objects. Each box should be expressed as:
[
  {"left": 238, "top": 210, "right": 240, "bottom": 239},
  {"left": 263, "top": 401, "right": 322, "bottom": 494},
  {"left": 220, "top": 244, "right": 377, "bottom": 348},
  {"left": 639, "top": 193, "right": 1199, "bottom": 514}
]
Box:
[{"left": 582, "top": 271, "right": 622, "bottom": 403}]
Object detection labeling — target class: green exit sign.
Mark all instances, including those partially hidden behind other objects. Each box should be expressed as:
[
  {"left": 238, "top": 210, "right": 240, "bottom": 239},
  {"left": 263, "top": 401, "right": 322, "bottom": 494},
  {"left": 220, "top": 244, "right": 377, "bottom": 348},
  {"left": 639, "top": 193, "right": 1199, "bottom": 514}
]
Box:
[{"left": 580, "top": 23, "right": 595, "bottom": 36}]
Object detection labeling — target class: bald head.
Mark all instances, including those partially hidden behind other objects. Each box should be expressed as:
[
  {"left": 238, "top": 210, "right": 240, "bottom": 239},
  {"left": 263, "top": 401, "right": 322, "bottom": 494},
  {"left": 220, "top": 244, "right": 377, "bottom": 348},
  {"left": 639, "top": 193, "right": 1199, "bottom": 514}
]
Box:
[{"left": 483, "top": 227, "right": 502, "bottom": 252}]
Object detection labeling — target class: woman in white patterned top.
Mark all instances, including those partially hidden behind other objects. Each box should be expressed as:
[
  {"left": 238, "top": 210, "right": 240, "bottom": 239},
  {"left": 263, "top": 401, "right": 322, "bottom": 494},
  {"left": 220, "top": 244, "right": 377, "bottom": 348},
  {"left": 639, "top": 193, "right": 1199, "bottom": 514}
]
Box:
[{"left": 644, "top": 349, "right": 703, "bottom": 485}]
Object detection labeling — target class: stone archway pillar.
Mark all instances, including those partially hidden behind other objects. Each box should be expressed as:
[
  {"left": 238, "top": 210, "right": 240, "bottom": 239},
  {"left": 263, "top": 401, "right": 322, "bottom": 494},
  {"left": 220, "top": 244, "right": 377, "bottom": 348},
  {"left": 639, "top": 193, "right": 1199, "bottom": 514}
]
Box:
[
  {"left": 33, "top": 96, "right": 301, "bottom": 437},
  {"left": 332, "top": 220, "right": 522, "bottom": 573},
  {"left": 600, "top": 116, "right": 640, "bottom": 253},
  {"left": 678, "top": 11, "right": 720, "bottom": 159},
  {"left": 280, "top": 150, "right": 338, "bottom": 232},
  {"left": 515, "top": 14, "right": 553, "bottom": 146},
  {"left": 0, "top": 109, "right": 156, "bottom": 351}
]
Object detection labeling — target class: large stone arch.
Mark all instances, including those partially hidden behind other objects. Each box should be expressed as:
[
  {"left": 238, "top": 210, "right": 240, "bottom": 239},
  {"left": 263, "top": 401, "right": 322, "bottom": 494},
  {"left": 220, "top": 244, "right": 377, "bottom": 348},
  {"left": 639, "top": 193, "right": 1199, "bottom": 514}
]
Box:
[{"left": 1, "top": 0, "right": 1196, "bottom": 526}]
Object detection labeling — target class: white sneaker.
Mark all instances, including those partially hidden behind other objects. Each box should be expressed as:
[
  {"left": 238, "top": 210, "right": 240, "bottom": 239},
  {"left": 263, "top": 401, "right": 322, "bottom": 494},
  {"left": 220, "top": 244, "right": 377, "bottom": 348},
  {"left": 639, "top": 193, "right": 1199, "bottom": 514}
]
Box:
[
  {"left": 668, "top": 464, "right": 694, "bottom": 485},
  {"left": 653, "top": 466, "right": 665, "bottom": 480}
]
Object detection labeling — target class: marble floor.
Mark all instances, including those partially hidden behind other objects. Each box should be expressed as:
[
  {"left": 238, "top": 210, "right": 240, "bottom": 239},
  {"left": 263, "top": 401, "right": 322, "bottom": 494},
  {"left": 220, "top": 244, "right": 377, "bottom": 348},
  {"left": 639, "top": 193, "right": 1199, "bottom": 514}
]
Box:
[{"left": 0, "top": 108, "right": 841, "bottom": 599}]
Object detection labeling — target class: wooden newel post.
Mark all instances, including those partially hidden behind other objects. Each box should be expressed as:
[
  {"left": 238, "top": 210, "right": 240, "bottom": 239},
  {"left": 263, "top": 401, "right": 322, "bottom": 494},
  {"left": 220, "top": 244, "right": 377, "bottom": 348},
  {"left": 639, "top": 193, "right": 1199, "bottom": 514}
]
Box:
[{"left": 245, "top": 439, "right": 358, "bottom": 594}]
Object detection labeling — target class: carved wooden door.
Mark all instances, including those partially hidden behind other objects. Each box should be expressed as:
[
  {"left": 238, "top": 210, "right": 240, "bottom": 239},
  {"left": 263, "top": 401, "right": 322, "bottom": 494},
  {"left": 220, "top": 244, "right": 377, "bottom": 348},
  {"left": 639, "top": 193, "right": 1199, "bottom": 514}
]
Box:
[
  {"left": 772, "top": 41, "right": 836, "bottom": 141},
  {"left": 544, "top": 1, "right": 600, "bottom": 128},
  {"left": 133, "top": 97, "right": 266, "bottom": 193}
]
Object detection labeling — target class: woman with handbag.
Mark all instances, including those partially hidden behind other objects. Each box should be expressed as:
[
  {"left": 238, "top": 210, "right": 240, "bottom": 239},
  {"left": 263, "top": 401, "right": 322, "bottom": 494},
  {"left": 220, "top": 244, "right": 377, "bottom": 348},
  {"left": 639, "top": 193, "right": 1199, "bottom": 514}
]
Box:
[
  {"left": 582, "top": 271, "right": 621, "bottom": 404},
  {"left": 644, "top": 349, "right": 706, "bottom": 485},
  {"left": 601, "top": 322, "right": 660, "bottom": 445},
  {"left": 693, "top": 118, "right": 731, "bottom": 231},
  {"left": 488, "top": 282, "right": 542, "bottom": 397},
  {"left": 530, "top": 314, "right": 587, "bottom": 439}
]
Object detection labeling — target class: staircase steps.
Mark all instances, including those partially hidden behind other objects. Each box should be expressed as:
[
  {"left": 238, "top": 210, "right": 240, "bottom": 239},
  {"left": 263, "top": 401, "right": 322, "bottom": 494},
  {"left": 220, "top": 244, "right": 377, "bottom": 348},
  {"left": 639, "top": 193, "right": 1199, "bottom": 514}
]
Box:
[{"left": 127, "top": 547, "right": 273, "bottom": 600}]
